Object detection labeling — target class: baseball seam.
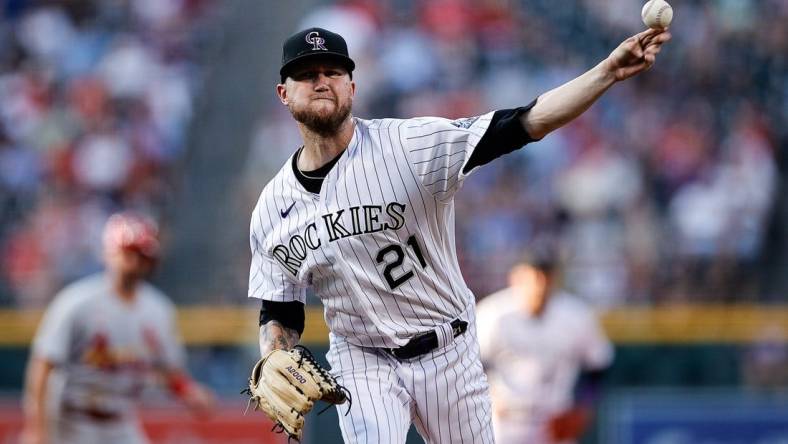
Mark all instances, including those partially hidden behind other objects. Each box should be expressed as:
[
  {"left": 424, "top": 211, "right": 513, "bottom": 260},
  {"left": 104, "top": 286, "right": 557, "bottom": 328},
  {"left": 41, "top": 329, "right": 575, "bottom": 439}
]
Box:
[{"left": 655, "top": 5, "right": 669, "bottom": 27}]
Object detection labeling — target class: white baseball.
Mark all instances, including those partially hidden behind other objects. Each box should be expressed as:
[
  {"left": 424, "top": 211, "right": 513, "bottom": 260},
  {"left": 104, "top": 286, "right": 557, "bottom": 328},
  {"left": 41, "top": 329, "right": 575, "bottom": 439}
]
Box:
[{"left": 641, "top": 0, "right": 673, "bottom": 30}]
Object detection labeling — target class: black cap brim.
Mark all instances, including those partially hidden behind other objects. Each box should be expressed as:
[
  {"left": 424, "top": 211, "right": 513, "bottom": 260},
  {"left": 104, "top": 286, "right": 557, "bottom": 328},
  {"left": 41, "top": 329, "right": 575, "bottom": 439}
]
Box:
[{"left": 279, "top": 52, "right": 355, "bottom": 80}]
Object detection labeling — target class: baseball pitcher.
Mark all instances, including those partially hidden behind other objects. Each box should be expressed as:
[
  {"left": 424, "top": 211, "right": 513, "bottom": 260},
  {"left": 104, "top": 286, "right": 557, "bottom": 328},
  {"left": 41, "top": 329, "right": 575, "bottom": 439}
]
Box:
[{"left": 245, "top": 25, "right": 669, "bottom": 443}]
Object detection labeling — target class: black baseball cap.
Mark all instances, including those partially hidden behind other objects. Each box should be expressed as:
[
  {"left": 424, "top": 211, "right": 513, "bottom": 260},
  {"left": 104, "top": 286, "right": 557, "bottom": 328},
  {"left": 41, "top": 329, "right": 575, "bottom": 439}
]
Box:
[{"left": 280, "top": 27, "right": 355, "bottom": 82}]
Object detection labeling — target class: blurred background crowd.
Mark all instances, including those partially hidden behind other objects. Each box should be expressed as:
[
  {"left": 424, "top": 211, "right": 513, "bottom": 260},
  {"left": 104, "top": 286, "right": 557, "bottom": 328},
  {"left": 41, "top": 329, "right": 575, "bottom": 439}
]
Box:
[
  {"left": 0, "top": 0, "right": 217, "bottom": 307},
  {"left": 0, "top": 0, "right": 785, "bottom": 309},
  {"left": 244, "top": 0, "right": 787, "bottom": 306}
]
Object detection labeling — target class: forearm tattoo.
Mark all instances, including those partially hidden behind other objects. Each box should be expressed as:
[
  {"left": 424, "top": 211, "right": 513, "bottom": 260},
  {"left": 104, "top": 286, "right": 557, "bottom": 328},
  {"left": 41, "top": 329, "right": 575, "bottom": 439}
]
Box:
[{"left": 259, "top": 320, "right": 301, "bottom": 357}]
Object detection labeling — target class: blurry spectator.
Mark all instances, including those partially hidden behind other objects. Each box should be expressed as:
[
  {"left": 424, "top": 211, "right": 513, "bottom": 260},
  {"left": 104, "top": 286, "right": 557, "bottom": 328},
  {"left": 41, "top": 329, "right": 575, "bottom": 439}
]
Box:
[{"left": 0, "top": 1, "right": 215, "bottom": 306}]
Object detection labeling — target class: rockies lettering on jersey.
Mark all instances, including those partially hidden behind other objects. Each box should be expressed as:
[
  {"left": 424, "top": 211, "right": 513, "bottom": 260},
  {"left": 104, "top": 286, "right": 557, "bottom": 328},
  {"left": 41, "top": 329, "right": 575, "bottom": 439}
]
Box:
[
  {"left": 273, "top": 202, "right": 407, "bottom": 275},
  {"left": 249, "top": 113, "right": 498, "bottom": 348}
]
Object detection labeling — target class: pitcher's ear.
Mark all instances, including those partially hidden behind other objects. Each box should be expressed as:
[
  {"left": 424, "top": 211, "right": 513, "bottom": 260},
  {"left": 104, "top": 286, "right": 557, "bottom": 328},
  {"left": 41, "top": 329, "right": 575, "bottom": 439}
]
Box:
[{"left": 276, "top": 83, "right": 288, "bottom": 105}]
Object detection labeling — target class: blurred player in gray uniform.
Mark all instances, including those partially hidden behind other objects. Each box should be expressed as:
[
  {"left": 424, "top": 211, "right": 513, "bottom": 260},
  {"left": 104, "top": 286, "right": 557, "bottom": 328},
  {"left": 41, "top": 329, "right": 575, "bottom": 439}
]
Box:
[
  {"left": 477, "top": 252, "right": 613, "bottom": 444},
  {"left": 21, "top": 212, "right": 214, "bottom": 444},
  {"left": 250, "top": 25, "right": 668, "bottom": 443}
]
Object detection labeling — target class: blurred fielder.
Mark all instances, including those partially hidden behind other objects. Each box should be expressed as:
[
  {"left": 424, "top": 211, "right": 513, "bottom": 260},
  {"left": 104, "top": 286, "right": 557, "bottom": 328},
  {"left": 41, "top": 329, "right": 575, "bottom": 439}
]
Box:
[
  {"left": 21, "top": 212, "right": 214, "bottom": 444},
  {"left": 247, "top": 24, "right": 668, "bottom": 443},
  {"left": 477, "top": 252, "right": 613, "bottom": 443}
]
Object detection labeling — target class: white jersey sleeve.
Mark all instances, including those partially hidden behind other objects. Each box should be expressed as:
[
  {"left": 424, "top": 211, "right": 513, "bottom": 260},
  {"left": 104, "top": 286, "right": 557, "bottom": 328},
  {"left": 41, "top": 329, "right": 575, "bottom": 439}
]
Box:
[
  {"left": 475, "top": 290, "right": 508, "bottom": 368},
  {"left": 577, "top": 306, "right": 614, "bottom": 370},
  {"left": 32, "top": 286, "right": 83, "bottom": 364},
  {"left": 402, "top": 112, "right": 496, "bottom": 201},
  {"left": 477, "top": 316, "right": 502, "bottom": 371},
  {"left": 248, "top": 200, "right": 308, "bottom": 303}
]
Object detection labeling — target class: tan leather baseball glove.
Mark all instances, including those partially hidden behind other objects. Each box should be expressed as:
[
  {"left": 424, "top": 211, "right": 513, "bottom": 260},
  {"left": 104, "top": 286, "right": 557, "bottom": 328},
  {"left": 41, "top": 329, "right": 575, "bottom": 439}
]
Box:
[{"left": 243, "top": 345, "right": 350, "bottom": 441}]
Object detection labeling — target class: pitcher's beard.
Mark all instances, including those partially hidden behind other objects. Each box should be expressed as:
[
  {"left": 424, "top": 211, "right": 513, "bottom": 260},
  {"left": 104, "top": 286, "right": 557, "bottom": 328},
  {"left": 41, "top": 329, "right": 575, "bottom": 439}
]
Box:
[{"left": 290, "top": 100, "right": 352, "bottom": 136}]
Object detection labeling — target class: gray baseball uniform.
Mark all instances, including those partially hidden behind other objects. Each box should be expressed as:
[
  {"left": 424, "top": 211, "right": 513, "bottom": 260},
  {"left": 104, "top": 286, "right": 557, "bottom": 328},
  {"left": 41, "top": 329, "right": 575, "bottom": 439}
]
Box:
[{"left": 33, "top": 272, "right": 185, "bottom": 444}]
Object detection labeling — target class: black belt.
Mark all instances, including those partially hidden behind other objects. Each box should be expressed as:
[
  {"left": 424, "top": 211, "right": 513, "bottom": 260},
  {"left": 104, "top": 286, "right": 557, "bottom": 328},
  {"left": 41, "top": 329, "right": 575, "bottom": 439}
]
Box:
[{"left": 385, "top": 319, "right": 468, "bottom": 360}]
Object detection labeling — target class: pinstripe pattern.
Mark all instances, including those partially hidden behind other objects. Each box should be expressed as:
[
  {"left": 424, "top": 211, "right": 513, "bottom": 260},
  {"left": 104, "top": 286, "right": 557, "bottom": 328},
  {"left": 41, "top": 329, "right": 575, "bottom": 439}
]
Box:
[
  {"left": 403, "top": 114, "right": 493, "bottom": 202},
  {"left": 248, "top": 115, "right": 494, "bottom": 347},
  {"left": 248, "top": 114, "right": 499, "bottom": 442},
  {"left": 327, "top": 310, "right": 494, "bottom": 444}
]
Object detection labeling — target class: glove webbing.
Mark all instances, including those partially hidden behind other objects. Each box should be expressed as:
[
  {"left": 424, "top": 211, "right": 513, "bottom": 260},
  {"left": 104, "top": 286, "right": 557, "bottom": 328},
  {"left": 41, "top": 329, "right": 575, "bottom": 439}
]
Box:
[{"left": 292, "top": 345, "right": 353, "bottom": 413}]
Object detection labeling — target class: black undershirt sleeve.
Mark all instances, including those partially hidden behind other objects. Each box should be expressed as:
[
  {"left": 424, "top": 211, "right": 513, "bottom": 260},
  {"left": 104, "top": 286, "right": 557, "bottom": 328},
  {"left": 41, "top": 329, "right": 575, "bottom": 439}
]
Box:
[
  {"left": 462, "top": 98, "right": 540, "bottom": 174},
  {"left": 259, "top": 300, "right": 306, "bottom": 335}
]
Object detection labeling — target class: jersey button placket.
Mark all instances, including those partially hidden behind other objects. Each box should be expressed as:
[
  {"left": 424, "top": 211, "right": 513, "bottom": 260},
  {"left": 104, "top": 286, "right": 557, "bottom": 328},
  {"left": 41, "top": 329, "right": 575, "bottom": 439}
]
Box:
[{"left": 317, "top": 176, "right": 337, "bottom": 264}]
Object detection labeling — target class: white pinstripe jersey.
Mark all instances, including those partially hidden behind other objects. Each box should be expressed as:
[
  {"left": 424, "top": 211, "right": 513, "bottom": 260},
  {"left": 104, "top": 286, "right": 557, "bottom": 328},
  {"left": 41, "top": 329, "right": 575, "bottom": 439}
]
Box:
[{"left": 249, "top": 113, "right": 495, "bottom": 348}]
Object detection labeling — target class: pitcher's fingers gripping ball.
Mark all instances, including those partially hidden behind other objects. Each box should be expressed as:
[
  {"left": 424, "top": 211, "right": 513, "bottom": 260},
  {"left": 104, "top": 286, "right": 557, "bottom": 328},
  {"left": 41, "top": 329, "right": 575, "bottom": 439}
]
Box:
[{"left": 243, "top": 345, "right": 350, "bottom": 441}]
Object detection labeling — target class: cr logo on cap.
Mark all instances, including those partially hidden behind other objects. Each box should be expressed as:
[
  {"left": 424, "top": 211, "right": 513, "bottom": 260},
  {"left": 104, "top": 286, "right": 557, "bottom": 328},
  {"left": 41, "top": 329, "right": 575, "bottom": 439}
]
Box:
[{"left": 305, "top": 31, "right": 327, "bottom": 51}]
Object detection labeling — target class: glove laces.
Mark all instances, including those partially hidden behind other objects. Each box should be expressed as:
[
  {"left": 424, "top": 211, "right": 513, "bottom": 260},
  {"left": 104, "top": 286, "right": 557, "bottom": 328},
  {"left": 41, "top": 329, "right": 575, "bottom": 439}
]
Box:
[{"left": 293, "top": 345, "right": 353, "bottom": 415}]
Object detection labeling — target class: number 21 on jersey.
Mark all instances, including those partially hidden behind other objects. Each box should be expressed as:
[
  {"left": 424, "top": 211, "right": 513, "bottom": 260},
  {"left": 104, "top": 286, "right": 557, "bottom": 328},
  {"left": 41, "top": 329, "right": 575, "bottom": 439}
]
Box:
[{"left": 375, "top": 235, "right": 428, "bottom": 290}]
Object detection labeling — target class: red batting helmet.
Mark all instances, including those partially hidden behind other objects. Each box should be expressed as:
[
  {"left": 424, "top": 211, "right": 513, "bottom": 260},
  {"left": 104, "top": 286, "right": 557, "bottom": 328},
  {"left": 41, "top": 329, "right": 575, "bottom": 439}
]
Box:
[{"left": 102, "top": 212, "right": 160, "bottom": 259}]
